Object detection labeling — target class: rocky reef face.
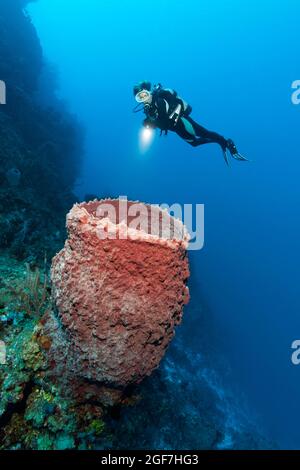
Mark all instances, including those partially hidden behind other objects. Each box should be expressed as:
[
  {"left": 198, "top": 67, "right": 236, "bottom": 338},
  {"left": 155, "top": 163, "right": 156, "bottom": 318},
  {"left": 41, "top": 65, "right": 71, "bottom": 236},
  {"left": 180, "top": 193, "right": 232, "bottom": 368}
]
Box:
[
  {"left": 51, "top": 199, "right": 190, "bottom": 387},
  {"left": 0, "top": 254, "right": 274, "bottom": 450},
  {"left": 0, "top": 0, "right": 83, "bottom": 261}
]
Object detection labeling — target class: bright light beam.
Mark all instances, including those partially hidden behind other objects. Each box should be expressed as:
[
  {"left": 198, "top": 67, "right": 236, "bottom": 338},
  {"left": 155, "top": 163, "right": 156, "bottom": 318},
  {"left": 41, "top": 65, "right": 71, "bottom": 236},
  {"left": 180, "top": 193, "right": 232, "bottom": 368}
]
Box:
[{"left": 139, "top": 126, "right": 155, "bottom": 153}]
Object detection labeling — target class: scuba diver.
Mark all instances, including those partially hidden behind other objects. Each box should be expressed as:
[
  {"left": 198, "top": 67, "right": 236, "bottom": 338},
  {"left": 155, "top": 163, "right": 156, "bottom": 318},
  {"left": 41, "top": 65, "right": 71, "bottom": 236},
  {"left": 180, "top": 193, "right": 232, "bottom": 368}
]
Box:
[{"left": 133, "top": 81, "right": 247, "bottom": 164}]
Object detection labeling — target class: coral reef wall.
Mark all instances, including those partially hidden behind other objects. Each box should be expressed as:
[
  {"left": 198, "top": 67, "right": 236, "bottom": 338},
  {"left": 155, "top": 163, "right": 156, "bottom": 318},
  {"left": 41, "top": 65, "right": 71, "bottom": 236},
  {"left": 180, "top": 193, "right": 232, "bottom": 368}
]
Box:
[
  {"left": 0, "top": 253, "right": 273, "bottom": 450},
  {"left": 0, "top": 0, "right": 83, "bottom": 261}
]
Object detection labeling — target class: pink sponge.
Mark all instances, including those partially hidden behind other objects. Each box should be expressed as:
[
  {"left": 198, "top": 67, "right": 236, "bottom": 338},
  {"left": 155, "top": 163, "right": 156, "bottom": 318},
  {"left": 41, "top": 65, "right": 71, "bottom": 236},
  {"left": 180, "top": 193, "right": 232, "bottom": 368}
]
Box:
[{"left": 51, "top": 199, "right": 190, "bottom": 387}]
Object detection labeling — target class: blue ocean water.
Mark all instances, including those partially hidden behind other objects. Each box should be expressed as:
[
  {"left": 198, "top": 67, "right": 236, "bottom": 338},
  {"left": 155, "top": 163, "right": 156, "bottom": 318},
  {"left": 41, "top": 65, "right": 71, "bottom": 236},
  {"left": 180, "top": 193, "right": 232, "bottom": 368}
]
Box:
[{"left": 29, "top": 0, "right": 300, "bottom": 449}]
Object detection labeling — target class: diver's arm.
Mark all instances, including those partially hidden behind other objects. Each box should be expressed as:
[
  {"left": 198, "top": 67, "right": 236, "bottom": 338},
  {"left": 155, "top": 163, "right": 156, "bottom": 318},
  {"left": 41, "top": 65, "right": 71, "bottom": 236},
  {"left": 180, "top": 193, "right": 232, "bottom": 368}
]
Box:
[
  {"left": 157, "top": 90, "right": 183, "bottom": 125},
  {"left": 156, "top": 97, "right": 170, "bottom": 129}
]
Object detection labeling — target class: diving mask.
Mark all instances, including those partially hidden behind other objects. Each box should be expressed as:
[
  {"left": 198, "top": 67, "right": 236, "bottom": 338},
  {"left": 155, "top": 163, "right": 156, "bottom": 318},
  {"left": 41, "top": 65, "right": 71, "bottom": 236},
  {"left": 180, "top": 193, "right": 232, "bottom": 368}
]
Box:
[{"left": 135, "top": 89, "right": 152, "bottom": 104}]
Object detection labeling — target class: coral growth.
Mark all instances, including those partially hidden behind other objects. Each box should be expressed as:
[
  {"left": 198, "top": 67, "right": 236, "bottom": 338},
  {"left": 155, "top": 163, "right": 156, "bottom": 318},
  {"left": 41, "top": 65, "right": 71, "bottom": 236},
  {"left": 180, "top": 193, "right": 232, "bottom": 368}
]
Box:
[{"left": 0, "top": 254, "right": 108, "bottom": 450}]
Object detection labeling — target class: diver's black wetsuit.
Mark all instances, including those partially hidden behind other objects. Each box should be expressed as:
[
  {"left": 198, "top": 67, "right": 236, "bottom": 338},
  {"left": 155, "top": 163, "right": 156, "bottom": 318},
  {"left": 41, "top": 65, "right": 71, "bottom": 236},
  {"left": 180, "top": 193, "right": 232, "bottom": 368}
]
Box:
[
  {"left": 174, "top": 116, "right": 227, "bottom": 149},
  {"left": 146, "top": 88, "right": 227, "bottom": 150}
]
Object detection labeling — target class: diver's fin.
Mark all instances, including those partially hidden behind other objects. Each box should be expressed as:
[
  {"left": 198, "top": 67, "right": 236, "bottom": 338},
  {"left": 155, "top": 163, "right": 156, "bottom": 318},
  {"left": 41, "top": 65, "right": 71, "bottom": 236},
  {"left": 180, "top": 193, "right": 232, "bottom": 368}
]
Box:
[
  {"left": 226, "top": 139, "right": 249, "bottom": 162},
  {"left": 231, "top": 152, "right": 249, "bottom": 161},
  {"left": 223, "top": 149, "right": 230, "bottom": 166}
]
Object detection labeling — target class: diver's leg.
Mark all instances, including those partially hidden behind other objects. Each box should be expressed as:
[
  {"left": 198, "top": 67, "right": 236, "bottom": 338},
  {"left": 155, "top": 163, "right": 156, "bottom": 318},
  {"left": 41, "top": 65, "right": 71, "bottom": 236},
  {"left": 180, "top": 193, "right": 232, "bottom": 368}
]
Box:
[
  {"left": 183, "top": 117, "right": 248, "bottom": 163},
  {"left": 184, "top": 117, "right": 227, "bottom": 148},
  {"left": 174, "top": 117, "right": 229, "bottom": 164},
  {"left": 174, "top": 117, "right": 210, "bottom": 146},
  {"left": 188, "top": 137, "right": 214, "bottom": 147}
]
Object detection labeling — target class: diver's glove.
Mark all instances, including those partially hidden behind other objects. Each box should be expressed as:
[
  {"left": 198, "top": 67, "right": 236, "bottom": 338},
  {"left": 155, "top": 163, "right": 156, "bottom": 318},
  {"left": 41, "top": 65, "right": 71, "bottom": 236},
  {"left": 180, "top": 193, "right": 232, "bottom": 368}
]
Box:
[{"left": 223, "top": 138, "right": 249, "bottom": 165}]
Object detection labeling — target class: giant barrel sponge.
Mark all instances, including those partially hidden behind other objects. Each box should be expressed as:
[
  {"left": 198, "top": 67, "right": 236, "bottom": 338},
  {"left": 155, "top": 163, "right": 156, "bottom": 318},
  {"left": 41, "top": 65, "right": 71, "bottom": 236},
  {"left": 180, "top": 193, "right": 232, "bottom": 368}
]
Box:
[{"left": 51, "top": 198, "right": 190, "bottom": 388}]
